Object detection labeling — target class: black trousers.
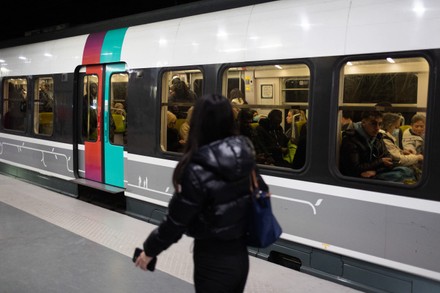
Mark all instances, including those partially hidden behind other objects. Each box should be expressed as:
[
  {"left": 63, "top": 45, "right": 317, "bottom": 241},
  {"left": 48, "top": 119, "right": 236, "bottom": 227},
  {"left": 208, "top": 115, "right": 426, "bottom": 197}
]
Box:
[{"left": 193, "top": 238, "right": 249, "bottom": 293}]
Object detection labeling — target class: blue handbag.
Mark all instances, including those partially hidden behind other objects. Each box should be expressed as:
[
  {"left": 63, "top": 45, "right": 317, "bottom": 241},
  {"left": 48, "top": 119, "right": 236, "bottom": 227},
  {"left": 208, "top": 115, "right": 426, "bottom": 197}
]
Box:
[{"left": 247, "top": 170, "right": 282, "bottom": 248}]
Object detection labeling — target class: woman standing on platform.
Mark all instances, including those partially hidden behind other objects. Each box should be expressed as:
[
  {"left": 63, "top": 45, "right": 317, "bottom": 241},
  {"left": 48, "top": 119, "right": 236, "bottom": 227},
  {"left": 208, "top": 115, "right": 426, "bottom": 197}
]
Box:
[{"left": 135, "top": 93, "right": 268, "bottom": 292}]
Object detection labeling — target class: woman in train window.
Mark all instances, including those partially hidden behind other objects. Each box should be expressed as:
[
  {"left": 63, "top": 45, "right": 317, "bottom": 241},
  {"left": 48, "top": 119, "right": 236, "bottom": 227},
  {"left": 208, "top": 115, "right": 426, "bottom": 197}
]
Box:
[
  {"left": 381, "top": 112, "right": 423, "bottom": 180},
  {"left": 135, "top": 94, "right": 268, "bottom": 292},
  {"left": 402, "top": 113, "right": 426, "bottom": 155}
]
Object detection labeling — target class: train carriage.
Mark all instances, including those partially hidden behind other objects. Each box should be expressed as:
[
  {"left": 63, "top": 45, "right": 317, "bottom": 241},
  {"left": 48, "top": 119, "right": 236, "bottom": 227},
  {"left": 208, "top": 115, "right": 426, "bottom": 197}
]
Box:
[{"left": 1, "top": 0, "right": 440, "bottom": 292}]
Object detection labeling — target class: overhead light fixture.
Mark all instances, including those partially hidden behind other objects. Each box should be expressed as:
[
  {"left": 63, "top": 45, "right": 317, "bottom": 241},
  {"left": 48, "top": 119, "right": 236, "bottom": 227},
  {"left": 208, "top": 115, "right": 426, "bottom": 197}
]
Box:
[{"left": 386, "top": 57, "right": 395, "bottom": 63}]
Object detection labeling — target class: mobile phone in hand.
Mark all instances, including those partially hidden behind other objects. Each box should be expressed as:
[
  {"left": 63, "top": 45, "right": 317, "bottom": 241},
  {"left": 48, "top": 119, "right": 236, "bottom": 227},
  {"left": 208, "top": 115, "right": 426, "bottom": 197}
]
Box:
[{"left": 132, "top": 247, "right": 157, "bottom": 272}]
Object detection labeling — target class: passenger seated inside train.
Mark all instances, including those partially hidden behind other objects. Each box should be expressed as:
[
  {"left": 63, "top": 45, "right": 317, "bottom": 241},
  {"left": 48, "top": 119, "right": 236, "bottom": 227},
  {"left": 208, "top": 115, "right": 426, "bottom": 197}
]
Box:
[
  {"left": 179, "top": 106, "right": 193, "bottom": 146},
  {"left": 340, "top": 110, "right": 354, "bottom": 131},
  {"left": 402, "top": 113, "right": 425, "bottom": 155},
  {"left": 111, "top": 102, "right": 127, "bottom": 145},
  {"left": 254, "top": 109, "right": 290, "bottom": 167},
  {"left": 228, "top": 88, "right": 247, "bottom": 105},
  {"left": 111, "top": 103, "right": 126, "bottom": 132},
  {"left": 168, "top": 78, "right": 196, "bottom": 119},
  {"left": 166, "top": 111, "right": 184, "bottom": 152},
  {"left": 228, "top": 88, "right": 247, "bottom": 119},
  {"left": 236, "top": 109, "right": 268, "bottom": 163},
  {"left": 38, "top": 82, "right": 53, "bottom": 112},
  {"left": 112, "top": 102, "right": 126, "bottom": 117},
  {"left": 339, "top": 110, "right": 416, "bottom": 183},
  {"left": 381, "top": 113, "right": 423, "bottom": 180},
  {"left": 250, "top": 109, "right": 265, "bottom": 123}
]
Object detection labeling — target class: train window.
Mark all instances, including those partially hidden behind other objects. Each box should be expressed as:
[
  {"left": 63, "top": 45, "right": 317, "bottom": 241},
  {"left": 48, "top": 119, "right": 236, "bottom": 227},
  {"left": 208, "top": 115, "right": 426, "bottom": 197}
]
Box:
[
  {"left": 284, "top": 78, "right": 309, "bottom": 103},
  {"left": 222, "top": 64, "right": 310, "bottom": 169},
  {"left": 81, "top": 75, "right": 99, "bottom": 142},
  {"left": 33, "top": 78, "right": 54, "bottom": 136},
  {"left": 110, "top": 73, "right": 128, "bottom": 146},
  {"left": 2, "top": 78, "right": 28, "bottom": 132},
  {"left": 160, "top": 69, "right": 201, "bottom": 153},
  {"left": 338, "top": 57, "right": 428, "bottom": 184}
]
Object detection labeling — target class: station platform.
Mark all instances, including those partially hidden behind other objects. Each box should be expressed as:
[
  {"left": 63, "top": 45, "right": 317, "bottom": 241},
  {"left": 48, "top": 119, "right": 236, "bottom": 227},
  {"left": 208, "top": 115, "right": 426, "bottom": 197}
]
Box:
[{"left": 0, "top": 173, "right": 362, "bottom": 293}]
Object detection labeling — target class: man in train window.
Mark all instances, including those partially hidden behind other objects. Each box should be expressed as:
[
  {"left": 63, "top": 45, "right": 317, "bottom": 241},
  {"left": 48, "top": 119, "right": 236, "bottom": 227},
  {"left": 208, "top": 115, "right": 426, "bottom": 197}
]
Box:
[
  {"left": 82, "top": 82, "right": 98, "bottom": 140},
  {"left": 339, "top": 110, "right": 415, "bottom": 183},
  {"left": 39, "top": 82, "right": 53, "bottom": 112}
]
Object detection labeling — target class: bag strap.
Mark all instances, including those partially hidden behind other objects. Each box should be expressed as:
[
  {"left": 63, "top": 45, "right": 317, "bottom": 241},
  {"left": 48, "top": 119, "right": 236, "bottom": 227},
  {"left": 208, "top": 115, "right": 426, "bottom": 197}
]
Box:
[{"left": 250, "top": 169, "right": 258, "bottom": 192}]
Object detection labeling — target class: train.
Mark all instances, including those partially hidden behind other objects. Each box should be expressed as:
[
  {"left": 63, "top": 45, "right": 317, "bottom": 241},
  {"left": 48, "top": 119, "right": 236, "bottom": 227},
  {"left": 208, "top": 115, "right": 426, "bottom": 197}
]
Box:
[{"left": 1, "top": 0, "right": 440, "bottom": 292}]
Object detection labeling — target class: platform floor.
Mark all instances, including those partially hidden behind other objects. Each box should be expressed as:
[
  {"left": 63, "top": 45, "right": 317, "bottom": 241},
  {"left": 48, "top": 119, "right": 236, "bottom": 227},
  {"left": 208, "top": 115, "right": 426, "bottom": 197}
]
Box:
[{"left": 0, "top": 174, "right": 363, "bottom": 293}]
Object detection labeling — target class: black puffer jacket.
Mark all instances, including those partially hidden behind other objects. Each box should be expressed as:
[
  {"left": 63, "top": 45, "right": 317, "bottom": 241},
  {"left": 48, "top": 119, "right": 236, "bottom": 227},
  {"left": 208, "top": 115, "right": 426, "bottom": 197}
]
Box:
[
  {"left": 340, "top": 126, "right": 391, "bottom": 177},
  {"left": 144, "top": 135, "right": 267, "bottom": 257}
]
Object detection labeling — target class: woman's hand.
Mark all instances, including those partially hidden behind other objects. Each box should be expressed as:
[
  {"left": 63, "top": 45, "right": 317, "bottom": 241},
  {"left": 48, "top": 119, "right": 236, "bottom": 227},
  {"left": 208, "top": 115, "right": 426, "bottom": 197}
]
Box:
[
  {"left": 382, "top": 157, "right": 393, "bottom": 167},
  {"left": 135, "top": 251, "right": 153, "bottom": 271}
]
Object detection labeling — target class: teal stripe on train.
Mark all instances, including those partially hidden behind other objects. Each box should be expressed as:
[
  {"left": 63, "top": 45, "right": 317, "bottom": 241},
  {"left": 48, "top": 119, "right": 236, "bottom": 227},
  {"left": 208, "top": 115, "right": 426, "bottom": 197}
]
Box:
[
  {"left": 100, "top": 28, "right": 128, "bottom": 63},
  {"left": 102, "top": 28, "right": 127, "bottom": 188}
]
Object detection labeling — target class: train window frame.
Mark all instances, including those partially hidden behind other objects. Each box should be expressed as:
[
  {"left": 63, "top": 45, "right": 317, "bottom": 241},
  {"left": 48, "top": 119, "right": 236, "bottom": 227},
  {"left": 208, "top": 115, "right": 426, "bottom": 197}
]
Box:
[
  {"left": 221, "top": 62, "right": 310, "bottom": 170},
  {"left": 337, "top": 56, "right": 429, "bottom": 185},
  {"left": 33, "top": 77, "right": 54, "bottom": 136},
  {"left": 109, "top": 72, "right": 128, "bottom": 146},
  {"left": 2, "top": 77, "right": 28, "bottom": 132},
  {"left": 160, "top": 68, "right": 202, "bottom": 153}
]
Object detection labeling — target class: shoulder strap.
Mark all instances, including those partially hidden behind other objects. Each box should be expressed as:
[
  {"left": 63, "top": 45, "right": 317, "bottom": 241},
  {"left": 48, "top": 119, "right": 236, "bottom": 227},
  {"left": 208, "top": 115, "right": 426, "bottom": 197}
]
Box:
[{"left": 251, "top": 169, "right": 258, "bottom": 190}]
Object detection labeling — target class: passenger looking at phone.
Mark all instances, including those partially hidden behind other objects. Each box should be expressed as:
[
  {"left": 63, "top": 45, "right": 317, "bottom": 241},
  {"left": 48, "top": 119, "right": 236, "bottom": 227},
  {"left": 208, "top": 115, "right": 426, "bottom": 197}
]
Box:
[{"left": 340, "top": 110, "right": 415, "bottom": 183}]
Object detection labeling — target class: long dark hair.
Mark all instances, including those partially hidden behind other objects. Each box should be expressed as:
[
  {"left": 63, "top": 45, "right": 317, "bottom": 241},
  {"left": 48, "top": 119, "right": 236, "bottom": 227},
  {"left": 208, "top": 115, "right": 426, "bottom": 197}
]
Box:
[{"left": 172, "top": 93, "right": 237, "bottom": 188}]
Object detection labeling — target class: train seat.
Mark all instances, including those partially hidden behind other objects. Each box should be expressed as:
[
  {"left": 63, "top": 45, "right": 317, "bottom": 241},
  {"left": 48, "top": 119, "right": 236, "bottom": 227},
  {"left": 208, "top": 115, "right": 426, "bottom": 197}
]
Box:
[{"left": 112, "top": 114, "right": 126, "bottom": 133}]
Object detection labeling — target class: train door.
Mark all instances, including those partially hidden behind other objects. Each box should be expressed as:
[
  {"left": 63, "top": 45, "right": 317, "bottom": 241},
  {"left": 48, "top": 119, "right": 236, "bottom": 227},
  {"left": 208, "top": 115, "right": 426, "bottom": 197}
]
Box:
[{"left": 76, "top": 64, "right": 126, "bottom": 188}]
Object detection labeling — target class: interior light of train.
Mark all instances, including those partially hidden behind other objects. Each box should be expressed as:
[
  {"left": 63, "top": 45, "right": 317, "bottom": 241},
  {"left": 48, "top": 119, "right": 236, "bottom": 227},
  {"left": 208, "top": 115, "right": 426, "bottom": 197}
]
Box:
[
  {"left": 386, "top": 57, "right": 395, "bottom": 63},
  {"left": 275, "top": 65, "right": 283, "bottom": 69}
]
